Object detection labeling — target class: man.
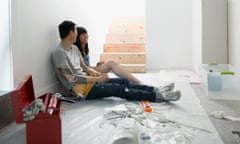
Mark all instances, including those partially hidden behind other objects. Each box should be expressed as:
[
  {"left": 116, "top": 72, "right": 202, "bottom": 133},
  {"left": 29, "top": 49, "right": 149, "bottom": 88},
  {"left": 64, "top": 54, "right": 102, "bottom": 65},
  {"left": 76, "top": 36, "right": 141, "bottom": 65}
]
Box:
[{"left": 51, "top": 20, "right": 181, "bottom": 102}]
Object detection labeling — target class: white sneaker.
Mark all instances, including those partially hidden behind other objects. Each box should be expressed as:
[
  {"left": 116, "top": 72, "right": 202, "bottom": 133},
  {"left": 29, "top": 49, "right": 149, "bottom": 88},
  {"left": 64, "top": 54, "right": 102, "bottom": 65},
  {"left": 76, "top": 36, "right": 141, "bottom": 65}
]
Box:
[
  {"left": 161, "top": 90, "right": 181, "bottom": 101},
  {"left": 158, "top": 83, "right": 175, "bottom": 93}
]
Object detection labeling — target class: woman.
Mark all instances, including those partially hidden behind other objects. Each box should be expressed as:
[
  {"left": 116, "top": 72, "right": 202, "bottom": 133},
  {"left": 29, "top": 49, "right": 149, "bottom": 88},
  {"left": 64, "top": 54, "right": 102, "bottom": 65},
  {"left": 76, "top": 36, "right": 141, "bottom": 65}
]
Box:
[{"left": 74, "top": 26, "right": 141, "bottom": 84}]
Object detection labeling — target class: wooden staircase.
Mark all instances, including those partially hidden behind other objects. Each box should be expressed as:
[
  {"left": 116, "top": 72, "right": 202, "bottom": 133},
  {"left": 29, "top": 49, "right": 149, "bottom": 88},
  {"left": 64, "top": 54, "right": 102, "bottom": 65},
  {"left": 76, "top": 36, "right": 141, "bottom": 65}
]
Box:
[{"left": 100, "top": 17, "right": 146, "bottom": 73}]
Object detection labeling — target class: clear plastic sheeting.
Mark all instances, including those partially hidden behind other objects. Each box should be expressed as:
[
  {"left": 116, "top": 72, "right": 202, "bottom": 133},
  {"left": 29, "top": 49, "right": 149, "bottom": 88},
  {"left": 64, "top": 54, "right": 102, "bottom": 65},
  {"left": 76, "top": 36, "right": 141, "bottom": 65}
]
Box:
[
  {"left": 99, "top": 104, "right": 205, "bottom": 144},
  {"left": 0, "top": 73, "right": 228, "bottom": 144},
  {"left": 62, "top": 82, "right": 224, "bottom": 144}
]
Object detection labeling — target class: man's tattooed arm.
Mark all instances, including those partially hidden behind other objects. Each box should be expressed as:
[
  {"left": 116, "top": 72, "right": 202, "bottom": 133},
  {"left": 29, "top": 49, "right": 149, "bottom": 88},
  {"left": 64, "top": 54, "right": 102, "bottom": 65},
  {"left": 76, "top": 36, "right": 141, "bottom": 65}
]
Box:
[
  {"left": 74, "top": 75, "right": 87, "bottom": 83},
  {"left": 59, "top": 66, "right": 86, "bottom": 83},
  {"left": 59, "top": 67, "right": 75, "bottom": 82}
]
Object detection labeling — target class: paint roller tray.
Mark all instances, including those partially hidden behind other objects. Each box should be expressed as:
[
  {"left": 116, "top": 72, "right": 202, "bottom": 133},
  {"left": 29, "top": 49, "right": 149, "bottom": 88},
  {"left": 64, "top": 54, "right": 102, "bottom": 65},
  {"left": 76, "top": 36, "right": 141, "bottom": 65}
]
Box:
[{"left": 199, "top": 64, "right": 240, "bottom": 100}]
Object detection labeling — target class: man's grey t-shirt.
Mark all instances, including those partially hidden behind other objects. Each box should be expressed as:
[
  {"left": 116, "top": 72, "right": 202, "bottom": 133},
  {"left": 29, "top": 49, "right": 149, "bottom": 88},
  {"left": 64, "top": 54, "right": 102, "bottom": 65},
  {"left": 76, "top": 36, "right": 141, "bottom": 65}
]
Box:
[{"left": 51, "top": 44, "right": 84, "bottom": 90}]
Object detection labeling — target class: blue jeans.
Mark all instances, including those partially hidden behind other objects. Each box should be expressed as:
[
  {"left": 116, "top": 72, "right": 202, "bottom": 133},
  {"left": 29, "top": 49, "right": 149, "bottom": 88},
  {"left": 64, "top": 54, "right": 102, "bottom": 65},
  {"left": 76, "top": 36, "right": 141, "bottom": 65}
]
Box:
[{"left": 86, "top": 78, "right": 156, "bottom": 102}]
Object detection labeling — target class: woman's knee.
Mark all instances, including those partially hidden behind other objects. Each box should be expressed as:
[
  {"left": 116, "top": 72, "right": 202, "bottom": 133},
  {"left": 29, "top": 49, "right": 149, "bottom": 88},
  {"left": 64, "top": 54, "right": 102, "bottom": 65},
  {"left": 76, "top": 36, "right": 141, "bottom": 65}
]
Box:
[{"left": 106, "top": 59, "right": 119, "bottom": 67}]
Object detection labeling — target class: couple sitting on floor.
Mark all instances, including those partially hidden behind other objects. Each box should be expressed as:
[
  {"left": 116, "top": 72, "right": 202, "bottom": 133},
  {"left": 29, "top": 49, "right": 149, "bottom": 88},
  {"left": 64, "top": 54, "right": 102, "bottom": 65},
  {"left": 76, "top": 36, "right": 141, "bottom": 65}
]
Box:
[{"left": 51, "top": 20, "right": 181, "bottom": 102}]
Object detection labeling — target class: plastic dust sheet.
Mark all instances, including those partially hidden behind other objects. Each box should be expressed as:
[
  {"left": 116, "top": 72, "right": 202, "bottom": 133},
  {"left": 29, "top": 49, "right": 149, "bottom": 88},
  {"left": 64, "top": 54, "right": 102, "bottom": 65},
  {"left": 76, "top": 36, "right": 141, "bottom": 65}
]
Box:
[{"left": 62, "top": 82, "right": 224, "bottom": 144}]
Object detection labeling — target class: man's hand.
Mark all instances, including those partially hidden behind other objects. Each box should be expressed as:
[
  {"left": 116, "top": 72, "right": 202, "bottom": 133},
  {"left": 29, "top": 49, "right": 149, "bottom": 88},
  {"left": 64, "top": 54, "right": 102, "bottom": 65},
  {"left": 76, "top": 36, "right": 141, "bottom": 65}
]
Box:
[{"left": 97, "top": 74, "right": 109, "bottom": 83}]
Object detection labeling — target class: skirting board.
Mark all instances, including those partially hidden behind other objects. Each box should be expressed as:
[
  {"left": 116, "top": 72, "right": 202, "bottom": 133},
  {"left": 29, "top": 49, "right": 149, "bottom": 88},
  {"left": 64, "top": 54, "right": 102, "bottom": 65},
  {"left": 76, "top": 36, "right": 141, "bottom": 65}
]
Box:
[{"left": 35, "top": 82, "right": 61, "bottom": 97}]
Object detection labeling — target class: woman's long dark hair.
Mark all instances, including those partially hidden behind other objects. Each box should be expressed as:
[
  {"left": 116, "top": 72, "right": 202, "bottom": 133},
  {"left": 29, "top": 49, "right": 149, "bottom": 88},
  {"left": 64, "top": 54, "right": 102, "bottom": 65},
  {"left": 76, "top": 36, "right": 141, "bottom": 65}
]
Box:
[{"left": 74, "top": 27, "right": 89, "bottom": 57}]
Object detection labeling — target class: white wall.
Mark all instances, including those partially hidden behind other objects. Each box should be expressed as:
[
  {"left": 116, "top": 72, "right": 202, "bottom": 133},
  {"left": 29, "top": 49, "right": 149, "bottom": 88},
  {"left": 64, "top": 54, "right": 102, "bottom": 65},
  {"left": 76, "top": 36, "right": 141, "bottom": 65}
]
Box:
[
  {"left": 192, "top": 0, "right": 202, "bottom": 73},
  {"left": 11, "top": 0, "right": 145, "bottom": 95},
  {"left": 0, "top": 0, "right": 12, "bottom": 90},
  {"left": 146, "top": 0, "right": 193, "bottom": 69},
  {"left": 228, "top": 0, "right": 240, "bottom": 67},
  {"left": 12, "top": 0, "right": 237, "bottom": 95}
]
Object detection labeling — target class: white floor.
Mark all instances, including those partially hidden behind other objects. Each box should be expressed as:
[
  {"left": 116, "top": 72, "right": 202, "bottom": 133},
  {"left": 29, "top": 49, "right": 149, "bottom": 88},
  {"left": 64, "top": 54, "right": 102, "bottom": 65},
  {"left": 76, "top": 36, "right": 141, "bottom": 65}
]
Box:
[{"left": 0, "top": 71, "right": 224, "bottom": 144}]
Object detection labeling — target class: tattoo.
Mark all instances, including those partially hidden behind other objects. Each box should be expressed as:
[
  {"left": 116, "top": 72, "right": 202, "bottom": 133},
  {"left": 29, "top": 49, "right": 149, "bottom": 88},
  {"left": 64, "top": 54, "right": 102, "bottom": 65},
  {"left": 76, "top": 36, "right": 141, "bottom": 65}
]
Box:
[
  {"left": 59, "top": 67, "right": 75, "bottom": 82},
  {"left": 74, "top": 75, "right": 87, "bottom": 83},
  {"left": 61, "top": 67, "right": 73, "bottom": 75},
  {"left": 59, "top": 67, "right": 86, "bottom": 83}
]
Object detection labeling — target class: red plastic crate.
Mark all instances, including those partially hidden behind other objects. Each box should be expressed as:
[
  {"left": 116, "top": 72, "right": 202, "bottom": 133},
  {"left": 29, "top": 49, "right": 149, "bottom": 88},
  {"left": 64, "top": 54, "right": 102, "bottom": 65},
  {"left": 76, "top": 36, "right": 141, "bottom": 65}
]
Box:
[{"left": 10, "top": 75, "right": 62, "bottom": 144}]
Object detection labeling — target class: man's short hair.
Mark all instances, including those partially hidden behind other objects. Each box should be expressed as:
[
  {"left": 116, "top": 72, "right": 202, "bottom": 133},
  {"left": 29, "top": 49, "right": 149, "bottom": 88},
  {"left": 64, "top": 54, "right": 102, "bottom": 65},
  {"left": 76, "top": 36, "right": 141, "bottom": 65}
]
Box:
[{"left": 58, "top": 20, "right": 76, "bottom": 39}]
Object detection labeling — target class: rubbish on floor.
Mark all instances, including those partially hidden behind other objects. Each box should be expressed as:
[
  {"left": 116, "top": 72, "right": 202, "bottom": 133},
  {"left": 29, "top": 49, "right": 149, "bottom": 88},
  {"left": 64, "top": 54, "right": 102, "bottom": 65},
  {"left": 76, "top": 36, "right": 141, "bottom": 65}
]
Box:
[
  {"left": 138, "top": 131, "right": 151, "bottom": 144},
  {"left": 141, "top": 100, "right": 152, "bottom": 112},
  {"left": 210, "top": 111, "right": 240, "bottom": 121},
  {"left": 232, "top": 131, "right": 240, "bottom": 144},
  {"left": 99, "top": 102, "right": 215, "bottom": 144},
  {"left": 169, "top": 120, "right": 212, "bottom": 133}
]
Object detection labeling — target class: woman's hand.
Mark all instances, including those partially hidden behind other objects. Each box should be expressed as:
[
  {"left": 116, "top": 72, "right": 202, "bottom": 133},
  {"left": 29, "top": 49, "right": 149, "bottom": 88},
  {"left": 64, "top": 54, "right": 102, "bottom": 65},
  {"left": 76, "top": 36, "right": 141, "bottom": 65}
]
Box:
[{"left": 96, "top": 61, "right": 104, "bottom": 67}]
